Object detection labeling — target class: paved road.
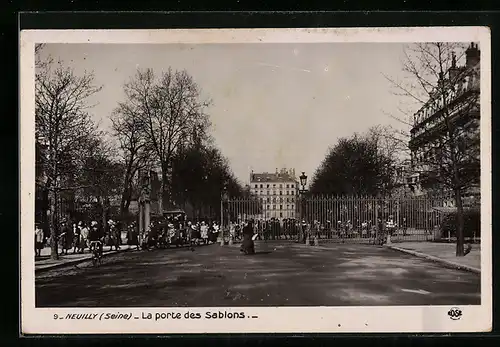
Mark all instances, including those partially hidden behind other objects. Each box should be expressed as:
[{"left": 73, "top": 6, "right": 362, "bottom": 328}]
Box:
[{"left": 35, "top": 241, "right": 480, "bottom": 307}]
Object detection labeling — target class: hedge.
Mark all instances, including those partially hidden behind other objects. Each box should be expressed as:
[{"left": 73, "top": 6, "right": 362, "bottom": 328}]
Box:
[{"left": 440, "top": 209, "right": 480, "bottom": 239}]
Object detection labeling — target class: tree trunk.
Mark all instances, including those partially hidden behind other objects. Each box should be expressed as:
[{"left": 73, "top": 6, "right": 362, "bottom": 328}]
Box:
[
  {"left": 120, "top": 185, "right": 132, "bottom": 216},
  {"left": 120, "top": 163, "right": 134, "bottom": 217},
  {"left": 455, "top": 188, "right": 465, "bottom": 257},
  {"left": 161, "top": 162, "right": 170, "bottom": 210},
  {"left": 101, "top": 196, "right": 107, "bottom": 237},
  {"left": 49, "top": 190, "right": 59, "bottom": 260}
]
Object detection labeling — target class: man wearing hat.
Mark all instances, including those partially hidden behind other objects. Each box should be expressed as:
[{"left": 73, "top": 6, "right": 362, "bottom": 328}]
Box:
[
  {"left": 88, "top": 221, "right": 103, "bottom": 254},
  {"left": 301, "top": 220, "right": 308, "bottom": 244},
  {"left": 59, "top": 219, "right": 73, "bottom": 255}
]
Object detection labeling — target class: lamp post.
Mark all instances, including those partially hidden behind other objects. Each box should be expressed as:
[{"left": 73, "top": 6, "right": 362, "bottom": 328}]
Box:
[
  {"left": 220, "top": 184, "right": 229, "bottom": 245},
  {"left": 298, "top": 172, "right": 309, "bottom": 244}
]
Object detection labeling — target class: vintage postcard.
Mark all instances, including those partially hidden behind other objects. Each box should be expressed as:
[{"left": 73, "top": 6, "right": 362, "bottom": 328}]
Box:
[{"left": 20, "top": 27, "right": 491, "bottom": 334}]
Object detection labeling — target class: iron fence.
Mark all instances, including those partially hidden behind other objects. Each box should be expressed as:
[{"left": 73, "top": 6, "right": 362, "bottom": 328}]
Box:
[{"left": 221, "top": 194, "right": 474, "bottom": 243}]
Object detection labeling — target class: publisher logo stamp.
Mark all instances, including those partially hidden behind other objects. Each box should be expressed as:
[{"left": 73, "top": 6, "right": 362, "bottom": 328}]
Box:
[{"left": 448, "top": 307, "right": 462, "bottom": 320}]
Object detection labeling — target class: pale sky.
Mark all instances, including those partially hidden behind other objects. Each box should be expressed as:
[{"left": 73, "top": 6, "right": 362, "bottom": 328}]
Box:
[{"left": 39, "top": 43, "right": 411, "bottom": 185}]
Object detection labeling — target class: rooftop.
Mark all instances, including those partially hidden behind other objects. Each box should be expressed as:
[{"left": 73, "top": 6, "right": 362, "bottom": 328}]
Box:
[{"left": 250, "top": 172, "right": 297, "bottom": 183}]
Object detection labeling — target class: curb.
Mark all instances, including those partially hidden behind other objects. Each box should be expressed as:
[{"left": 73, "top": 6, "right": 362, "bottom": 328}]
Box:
[
  {"left": 386, "top": 245, "right": 480, "bottom": 274},
  {"left": 35, "top": 248, "right": 134, "bottom": 274}
]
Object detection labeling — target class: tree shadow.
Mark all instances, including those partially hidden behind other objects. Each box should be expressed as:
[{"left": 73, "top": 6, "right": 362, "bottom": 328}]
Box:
[{"left": 252, "top": 251, "right": 272, "bottom": 256}]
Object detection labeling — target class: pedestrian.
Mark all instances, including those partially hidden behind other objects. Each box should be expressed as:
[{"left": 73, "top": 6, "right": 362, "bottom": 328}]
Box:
[
  {"left": 59, "top": 220, "right": 72, "bottom": 255},
  {"left": 90, "top": 221, "right": 104, "bottom": 254},
  {"left": 185, "top": 221, "right": 194, "bottom": 250},
  {"left": 229, "top": 221, "right": 235, "bottom": 243},
  {"left": 301, "top": 220, "right": 308, "bottom": 244},
  {"left": 128, "top": 222, "right": 139, "bottom": 250},
  {"left": 72, "top": 222, "right": 80, "bottom": 254},
  {"left": 200, "top": 221, "right": 208, "bottom": 245},
  {"left": 79, "top": 222, "right": 89, "bottom": 253},
  {"left": 240, "top": 220, "right": 255, "bottom": 255},
  {"left": 167, "top": 222, "right": 176, "bottom": 247},
  {"left": 35, "top": 222, "right": 44, "bottom": 257},
  {"left": 212, "top": 222, "right": 220, "bottom": 243}
]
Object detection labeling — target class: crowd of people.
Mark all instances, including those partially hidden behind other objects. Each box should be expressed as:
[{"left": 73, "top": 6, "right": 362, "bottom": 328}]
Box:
[
  {"left": 34, "top": 215, "right": 224, "bottom": 258},
  {"left": 34, "top": 213, "right": 412, "bottom": 259},
  {"left": 34, "top": 219, "right": 122, "bottom": 257}
]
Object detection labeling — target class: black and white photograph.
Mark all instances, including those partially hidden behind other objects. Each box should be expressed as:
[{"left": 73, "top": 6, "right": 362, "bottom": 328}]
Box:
[{"left": 20, "top": 27, "right": 491, "bottom": 334}]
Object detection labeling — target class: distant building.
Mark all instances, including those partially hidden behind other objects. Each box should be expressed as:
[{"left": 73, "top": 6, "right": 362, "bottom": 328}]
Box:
[
  {"left": 249, "top": 168, "right": 299, "bottom": 219},
  {"left": 408, "top": 42, "right": 480, "bottom": 205}
]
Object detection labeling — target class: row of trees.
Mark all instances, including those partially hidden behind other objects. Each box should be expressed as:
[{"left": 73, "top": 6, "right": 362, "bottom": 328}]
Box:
[
  {"left": 309, "top": 43, "right": 480, "bottom": 257},
  {"left": 35, "top": 45, "right": 246, "bottom": 259},
  {"left": 309, "top": 125, "right": 404, "bottom": 197}
]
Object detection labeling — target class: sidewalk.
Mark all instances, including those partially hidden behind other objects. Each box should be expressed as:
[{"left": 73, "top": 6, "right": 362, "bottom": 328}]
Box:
[
  {"left": 386, "top": 241, "right": 481, "bottom": 273},
  {"left": 35, "top": 245, "right": 137, "bottom": 272}
]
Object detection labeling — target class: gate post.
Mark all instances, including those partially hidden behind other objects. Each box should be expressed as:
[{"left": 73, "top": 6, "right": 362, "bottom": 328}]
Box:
[
  {"left": 221, "top": 186, "right": 229, "bottom": 246},
  {"left": 374, "top": 197, "right": 379, "bottom": 244}
]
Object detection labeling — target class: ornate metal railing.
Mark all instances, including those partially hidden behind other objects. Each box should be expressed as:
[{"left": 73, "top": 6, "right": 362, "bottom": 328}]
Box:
[{"left": 221, "top": 194, "right": 477, "bottom": 244}]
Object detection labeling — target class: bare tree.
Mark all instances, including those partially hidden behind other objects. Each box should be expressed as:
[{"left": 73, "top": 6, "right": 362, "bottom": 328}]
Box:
[
  {"left": 365, "top": 125, "right": 412, "bottom": 195},
  {"left": 118, "top": 68, "right": 211, "bottom": 210},
  {"left": 77, "top": 136, "right": 123, "bottom": 233},
  {"left": 385, "top": 42, "right": 480, "bottom": 256},
  {"left": 110, "top": 102, "right": 154, "bottom": 216},
  {"left": 35, "top": 55, "right": 103, "bottom": 259}
]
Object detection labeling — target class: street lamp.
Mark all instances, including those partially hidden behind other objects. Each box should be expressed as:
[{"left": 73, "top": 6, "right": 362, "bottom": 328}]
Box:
[
  {"left": 299, "top": 172, "right": 308, "bottom": 193},
  {"left": 298, "top": 172, "right": 308, "bottom": 244},
  {"left": 220, "top": 183, "right": 229, "bottom": 245}
]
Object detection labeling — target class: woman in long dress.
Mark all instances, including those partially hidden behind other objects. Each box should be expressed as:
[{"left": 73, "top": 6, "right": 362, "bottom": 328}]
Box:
[
  {"left": 200, "top": 221, "right": 208, "bottom": 245},
  {"left": 240, "top": 220, "right": 255, "bottom": 255}
]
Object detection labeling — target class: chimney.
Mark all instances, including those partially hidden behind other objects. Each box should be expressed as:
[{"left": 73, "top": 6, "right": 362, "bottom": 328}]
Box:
[
  {"left": 448, "top": 51, "right": 459, "bottom": 82},
  {"left": 250, "top": 170, "right": 254, "bottom": 182},
  {"left": 466, "top": 42, "right": 480, "bottom": 69}
]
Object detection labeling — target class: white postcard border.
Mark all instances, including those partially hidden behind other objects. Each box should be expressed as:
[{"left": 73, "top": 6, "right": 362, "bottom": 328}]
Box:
[{"left": 20, "top": 27, "right": 492, "bottom": 334}]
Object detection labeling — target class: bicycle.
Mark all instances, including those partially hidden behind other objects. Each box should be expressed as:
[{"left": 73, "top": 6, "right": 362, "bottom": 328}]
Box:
[{"left": 89, "top": 240, "right": 103, "bottom": 267}]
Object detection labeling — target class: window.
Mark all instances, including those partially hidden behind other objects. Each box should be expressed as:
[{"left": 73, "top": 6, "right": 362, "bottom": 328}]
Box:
[
  {"left": 291, "top": 184, "right": 294, "bottom": 188},
  {"left": 267, "top": 184, "right": 270, "bottom": 188},
  {"left": 280, "top": 205, "right": 283, "bottom": 210},
  {"left": 273, "top": 184, "right": 276, "bottom": 187},
  {"left": 279, "top": 184, "right": 283, "bottom": 188},
  {"left": 279, "top": 198, "right": 283, "bottom": 203},
  {"left": 254, "top": 184, "right": 258, "bottom": 188},
  {"left": 260, "top": 184, "right": 263, "bottom": 188},
  {"left": 273, "top": 205, "right": 276, "bottom": 210},
  {"left": 291, "top": 191, "right": 294, "bottom": 195},
  {"left": 280, "top": 212, "right": 283, "bottom": 218},
  {"left": 279, "top": 191, "right": 282, "bottom": 195},
  {"left": 272, "top": 198, "right": 276, "bottom": 203},
  {"left": 267, "top": 190, "right": 270, "bottom": 195},
  {"left": 267, "top": 205, "right": 270, "bottom": 210},
  {"left": 286, "top": 205, "right": 289, "bottom": 209},
  {"left": 291, "top": 204, "right": 294, "bottom": 210},
  {"left": 273, "top": 190, "right": 276, "bottom": 195},
  {"left": 286, "top": 184, "right": 289, "bottom": 188},
  {"left": 286, "top": 198, "right": 289, "bottom": 203}
]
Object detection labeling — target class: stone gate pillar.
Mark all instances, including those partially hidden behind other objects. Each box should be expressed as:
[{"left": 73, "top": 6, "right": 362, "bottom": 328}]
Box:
[
  {"left": 138, "top": 199, "right": 144, "bottom": 235},
  {"left": 144, "top": 199, "right": 151, "bottom": 232}
]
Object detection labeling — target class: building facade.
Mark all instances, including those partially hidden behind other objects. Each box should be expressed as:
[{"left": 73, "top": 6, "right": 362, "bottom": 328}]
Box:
[
  {"left": 408, "top": 42, "right": 480, "bottom": 206},
  {"left": 249, "top": 168, "right": 299, "bottom": 219}
]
